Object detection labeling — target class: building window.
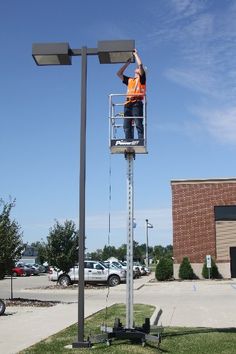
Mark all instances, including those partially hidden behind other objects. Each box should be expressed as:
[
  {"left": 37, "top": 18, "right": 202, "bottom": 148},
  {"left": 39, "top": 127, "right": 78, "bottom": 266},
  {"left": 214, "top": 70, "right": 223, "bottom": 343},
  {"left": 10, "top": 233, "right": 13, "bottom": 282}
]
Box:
[{"left": 215, "top": 206, "right": 236, "bottom": 221}]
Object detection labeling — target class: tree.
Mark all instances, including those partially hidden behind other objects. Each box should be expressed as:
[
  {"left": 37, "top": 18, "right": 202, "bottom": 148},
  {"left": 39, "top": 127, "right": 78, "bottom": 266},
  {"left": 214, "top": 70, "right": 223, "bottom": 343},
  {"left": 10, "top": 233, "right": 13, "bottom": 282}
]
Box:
[
  {"left": 30, "top": 240, "right": 47, "bottom": 264},
  {"left": 116, "top": 243, "right": 126, "bottom": 261},
  {"left": 89, "top": 249, "right": 103, "bottom": 260},
  {"left": 102, "top": 245, "right": 118, "bottom": 260},
  {"left": 0, "top": 199, "right": 24, "bottom": 279},
  {"left": 153, "top": 245, "right": 173, "bottom": 262},
  {"left": 153, "top": 245, "right": 165, "bottom": 261},
  {"left": 133, "top": 240, "right": 144, "bottom": 261},
  {"left": 179, "top": 257, "right": 195, "bottom": 280},
  {"left": 155, "top": 257, "right": 173, "bottom": 281},
  {"left": 165, "top": 245, "right": 173, "bottom": 258},
  {"left": 46, "top": 220, "right": 78, "bottom": 273}
]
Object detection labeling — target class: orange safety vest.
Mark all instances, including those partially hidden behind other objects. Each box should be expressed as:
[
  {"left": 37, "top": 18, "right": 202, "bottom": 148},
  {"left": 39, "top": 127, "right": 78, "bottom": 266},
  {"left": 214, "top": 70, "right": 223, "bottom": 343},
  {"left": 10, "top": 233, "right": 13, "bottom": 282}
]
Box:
[{"left": 126, "top": 76, "right": 146, "bottom": 105}]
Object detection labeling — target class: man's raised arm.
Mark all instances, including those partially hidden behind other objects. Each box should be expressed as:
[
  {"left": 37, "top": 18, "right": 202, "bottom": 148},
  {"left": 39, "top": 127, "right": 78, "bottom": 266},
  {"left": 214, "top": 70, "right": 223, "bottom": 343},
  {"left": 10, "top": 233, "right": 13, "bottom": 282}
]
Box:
[
  {"left": 116, "top": 58, "right": 131, "bottom": 80},
  {"left": 133, "top": 49, "right": 144, "bottom": 76}
]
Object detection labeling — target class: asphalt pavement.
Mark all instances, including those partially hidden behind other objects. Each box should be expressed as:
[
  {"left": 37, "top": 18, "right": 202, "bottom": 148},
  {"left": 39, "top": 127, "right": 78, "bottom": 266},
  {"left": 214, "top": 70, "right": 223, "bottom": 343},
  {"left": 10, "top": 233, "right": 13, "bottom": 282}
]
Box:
[{"left": 1, "top": 274, "right": 236, "bottom": 353}]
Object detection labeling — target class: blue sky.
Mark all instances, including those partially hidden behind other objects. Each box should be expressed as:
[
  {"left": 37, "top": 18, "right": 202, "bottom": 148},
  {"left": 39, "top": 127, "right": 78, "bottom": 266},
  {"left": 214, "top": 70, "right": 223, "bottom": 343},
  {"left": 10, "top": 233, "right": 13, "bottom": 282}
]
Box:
[{"left": 1, "top": 0, "right": 236, "bottom": 252}]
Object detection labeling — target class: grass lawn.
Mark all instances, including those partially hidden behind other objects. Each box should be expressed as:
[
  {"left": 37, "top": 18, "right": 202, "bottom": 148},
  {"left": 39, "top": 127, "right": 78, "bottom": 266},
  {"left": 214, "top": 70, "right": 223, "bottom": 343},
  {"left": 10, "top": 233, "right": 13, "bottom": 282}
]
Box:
[{"left": 20, "top": 304, "right": 236, "bottom": 354}]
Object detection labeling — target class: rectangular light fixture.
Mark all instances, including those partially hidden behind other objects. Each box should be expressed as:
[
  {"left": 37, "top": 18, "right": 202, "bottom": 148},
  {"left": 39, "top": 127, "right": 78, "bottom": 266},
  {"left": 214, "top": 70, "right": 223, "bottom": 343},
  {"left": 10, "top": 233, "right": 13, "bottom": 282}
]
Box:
[
  {"left": 97, "top": 40, "right": 135, "bottom": 64},
  {"left": 32, "top": 43, "right": 71, "bottom": 66}
]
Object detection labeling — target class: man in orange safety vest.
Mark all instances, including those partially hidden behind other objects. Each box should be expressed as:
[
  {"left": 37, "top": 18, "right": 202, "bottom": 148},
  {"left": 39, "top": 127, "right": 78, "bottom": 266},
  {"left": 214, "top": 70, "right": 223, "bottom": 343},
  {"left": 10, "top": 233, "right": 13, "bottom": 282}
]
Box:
[{"left": 117, "top": 49, "right": 146, "bottom": 140}]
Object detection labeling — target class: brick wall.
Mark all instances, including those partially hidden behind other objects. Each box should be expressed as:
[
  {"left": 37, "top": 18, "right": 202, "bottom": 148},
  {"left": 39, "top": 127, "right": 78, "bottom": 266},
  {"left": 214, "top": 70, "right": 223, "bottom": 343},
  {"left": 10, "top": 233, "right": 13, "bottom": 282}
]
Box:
[{"left": 171, "top": 180, "right": 236, "bottom": 264}]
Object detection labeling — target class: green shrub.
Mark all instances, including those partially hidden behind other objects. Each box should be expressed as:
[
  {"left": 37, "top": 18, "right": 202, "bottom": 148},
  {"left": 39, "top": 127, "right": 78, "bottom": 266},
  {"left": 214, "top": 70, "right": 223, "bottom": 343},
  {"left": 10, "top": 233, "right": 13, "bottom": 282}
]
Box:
[
  {"left": 202, "top": 258, "right": 222, "bottom": 279},
  {"left": 179, "top": 257, "right": 195, "bottom": 280},
  {"left": 155, "top": 257, "right": 173, "bottom": 281}
]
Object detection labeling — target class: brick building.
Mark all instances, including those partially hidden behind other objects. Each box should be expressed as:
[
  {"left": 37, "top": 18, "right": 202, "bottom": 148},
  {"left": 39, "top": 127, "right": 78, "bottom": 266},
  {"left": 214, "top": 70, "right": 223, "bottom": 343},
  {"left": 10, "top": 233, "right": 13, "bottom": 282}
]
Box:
[{"left": 171, "top": 178, "right": 236, "bottom": 279}]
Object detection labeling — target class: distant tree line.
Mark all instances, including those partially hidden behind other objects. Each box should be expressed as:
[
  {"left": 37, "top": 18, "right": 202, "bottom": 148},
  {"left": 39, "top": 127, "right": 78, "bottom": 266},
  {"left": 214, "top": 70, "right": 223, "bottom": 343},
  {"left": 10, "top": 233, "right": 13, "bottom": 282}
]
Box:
[
  {"left": 32, "top": 233, "right": 172, "bottom": 273},
  {"left": 0, "top": 198, "right": 173, "bottom": 278},
  {"left": 89, "top": 243, "right": 173, "bottom": 263}
]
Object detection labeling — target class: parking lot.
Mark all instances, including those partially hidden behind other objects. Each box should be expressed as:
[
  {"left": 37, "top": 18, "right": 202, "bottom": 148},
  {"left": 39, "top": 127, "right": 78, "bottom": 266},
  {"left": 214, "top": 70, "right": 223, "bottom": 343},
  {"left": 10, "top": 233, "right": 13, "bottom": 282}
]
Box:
[
  {"left": 1, "top": 274, "right": 236, "bottom": 354},
  {"left": 0, "top": 271, "right": 149, "bottom": 302},
  {"left": 1, "top": 274, "right": 236, "bottom": 327}
]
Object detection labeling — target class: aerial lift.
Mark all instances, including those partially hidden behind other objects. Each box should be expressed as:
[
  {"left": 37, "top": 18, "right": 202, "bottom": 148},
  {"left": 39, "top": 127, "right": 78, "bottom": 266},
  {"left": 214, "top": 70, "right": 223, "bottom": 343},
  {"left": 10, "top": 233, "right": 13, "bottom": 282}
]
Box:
[{"left": 90, "top": 93, "right": 161, "bottom": 347}]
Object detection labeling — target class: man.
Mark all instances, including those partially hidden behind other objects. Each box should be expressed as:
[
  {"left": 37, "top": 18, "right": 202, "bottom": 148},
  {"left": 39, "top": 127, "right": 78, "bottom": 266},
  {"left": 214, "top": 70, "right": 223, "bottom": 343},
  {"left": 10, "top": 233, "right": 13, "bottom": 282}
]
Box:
[{"left": 116, "top": 49, "right": 146, "bottom": 140}]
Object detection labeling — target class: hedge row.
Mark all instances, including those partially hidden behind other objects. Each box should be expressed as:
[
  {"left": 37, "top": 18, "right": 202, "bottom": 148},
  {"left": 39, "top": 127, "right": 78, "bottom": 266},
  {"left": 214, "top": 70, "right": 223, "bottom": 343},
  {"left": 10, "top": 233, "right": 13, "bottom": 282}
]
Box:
[{"left": 155, "top": 256, "right": 222, "bottom": 281}]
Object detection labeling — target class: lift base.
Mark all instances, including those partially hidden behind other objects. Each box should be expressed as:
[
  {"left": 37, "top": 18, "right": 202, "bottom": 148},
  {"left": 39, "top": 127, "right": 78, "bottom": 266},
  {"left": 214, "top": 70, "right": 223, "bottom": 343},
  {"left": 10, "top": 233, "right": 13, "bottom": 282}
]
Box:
[{"left": 90, "top": 317, "right": 161, "bottom": 348}]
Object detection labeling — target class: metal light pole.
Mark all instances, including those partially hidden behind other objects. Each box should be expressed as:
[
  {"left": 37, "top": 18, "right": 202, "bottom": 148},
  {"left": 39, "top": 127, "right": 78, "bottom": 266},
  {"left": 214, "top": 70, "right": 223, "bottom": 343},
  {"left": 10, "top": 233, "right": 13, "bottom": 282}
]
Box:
[
  {"left": 32, "top": 40, "right": 135, "bottom": 348},
  {"left": 77, "top": 46, "right": 87, "bottom": 346},
  {"left": 145, "top": 219, "right": 153, "bottom": 267}
]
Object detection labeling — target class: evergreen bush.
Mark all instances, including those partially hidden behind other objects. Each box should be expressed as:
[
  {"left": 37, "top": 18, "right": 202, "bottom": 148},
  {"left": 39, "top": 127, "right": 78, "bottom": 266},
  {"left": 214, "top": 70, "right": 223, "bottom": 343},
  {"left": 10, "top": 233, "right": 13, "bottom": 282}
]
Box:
[
  {"left": 202, "top": 258, "right": 221, "bottom": 279},
  {"left": 179, "top": 257, "right": 195, "bottom": 280},
  {"left": 155, "top": 257, "right": 173, "bottom": 281}
]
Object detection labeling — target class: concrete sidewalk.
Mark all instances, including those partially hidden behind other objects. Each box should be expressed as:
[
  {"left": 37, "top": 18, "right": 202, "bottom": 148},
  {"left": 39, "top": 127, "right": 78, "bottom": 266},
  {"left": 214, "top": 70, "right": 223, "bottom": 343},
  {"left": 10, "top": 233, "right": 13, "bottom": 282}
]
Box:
[{"left": 0, "top": 303, "right": 78, "bottom": 354}]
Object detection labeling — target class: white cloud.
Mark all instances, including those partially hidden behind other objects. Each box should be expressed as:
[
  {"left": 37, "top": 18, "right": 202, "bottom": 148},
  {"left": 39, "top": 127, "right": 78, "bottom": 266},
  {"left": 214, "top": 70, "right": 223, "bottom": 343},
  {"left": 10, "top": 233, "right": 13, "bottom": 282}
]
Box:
[
  {"left": 194, "top": 106, "right": 236, "bottom": 144},
  {"left": 146, "top": 1, "right": 236, "bottom": 107},
  {"left": 165, "top": 67, "right": 219, "bottom": 98},
  {"left": 171, "top": 0, "right": 206, "bottom": 17},
  {"left": 149, "top": 1, "right": 236, "bottom": 146}
]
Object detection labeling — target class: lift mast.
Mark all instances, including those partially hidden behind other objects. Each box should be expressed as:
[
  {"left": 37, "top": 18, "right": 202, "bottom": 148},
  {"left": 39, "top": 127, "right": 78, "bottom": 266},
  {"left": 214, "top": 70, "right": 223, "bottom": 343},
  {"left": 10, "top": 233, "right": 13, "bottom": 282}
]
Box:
[{"left": 126, "top": 151, "right": 134, "bottom": 328}]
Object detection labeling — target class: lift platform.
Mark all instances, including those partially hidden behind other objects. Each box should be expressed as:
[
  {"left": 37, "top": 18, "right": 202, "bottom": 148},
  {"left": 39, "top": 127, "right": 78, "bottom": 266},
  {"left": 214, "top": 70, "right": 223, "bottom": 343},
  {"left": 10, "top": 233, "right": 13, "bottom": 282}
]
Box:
[{"left": 109, "top": 94, "right": 148, "bottom": 154}]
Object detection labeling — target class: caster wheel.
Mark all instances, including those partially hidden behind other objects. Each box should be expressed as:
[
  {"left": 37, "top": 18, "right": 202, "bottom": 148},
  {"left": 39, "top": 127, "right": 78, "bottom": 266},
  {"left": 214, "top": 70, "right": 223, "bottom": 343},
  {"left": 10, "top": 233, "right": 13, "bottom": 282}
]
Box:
[{"left": 106, "top": 339, "right": 112, "bottom": 346}]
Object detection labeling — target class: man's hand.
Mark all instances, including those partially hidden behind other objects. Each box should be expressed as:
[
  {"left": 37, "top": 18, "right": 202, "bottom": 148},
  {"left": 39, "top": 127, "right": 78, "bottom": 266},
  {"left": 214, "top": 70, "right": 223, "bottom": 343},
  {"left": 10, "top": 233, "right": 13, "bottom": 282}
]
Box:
[{"left": 133, "top": 48, "right": 142, "bottom": 66}]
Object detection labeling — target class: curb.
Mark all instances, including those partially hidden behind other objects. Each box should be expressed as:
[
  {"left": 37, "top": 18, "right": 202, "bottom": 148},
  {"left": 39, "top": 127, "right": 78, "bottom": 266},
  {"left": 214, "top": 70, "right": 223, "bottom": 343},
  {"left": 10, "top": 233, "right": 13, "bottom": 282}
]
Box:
[{"left": 150, "top": 306, "right": 162, "bottom": 326}]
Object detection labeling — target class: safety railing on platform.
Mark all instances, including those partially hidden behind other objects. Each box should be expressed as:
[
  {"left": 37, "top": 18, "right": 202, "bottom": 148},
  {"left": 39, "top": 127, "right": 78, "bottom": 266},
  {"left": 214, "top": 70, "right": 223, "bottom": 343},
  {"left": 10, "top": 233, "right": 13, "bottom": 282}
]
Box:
[{"left": 108, "top": 93, "right": 147, "bottom": 154}]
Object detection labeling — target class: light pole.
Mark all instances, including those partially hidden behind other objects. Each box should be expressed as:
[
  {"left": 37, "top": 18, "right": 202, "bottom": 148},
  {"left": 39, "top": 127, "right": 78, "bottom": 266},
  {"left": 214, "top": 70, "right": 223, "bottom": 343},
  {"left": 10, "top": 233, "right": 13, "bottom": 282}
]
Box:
[
  {"left": 32, "top": 40, "right": 135, "bottom": 348},
  {"left": 145, "top": 219, "right": 153, "bottom": 267}
]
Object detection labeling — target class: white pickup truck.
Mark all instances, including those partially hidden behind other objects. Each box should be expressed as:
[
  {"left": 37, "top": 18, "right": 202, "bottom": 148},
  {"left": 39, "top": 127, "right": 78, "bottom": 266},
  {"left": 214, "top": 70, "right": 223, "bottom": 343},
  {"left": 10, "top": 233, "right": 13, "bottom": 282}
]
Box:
[{"left": 48, "top": 260, "right": 126, "bottom": 287}]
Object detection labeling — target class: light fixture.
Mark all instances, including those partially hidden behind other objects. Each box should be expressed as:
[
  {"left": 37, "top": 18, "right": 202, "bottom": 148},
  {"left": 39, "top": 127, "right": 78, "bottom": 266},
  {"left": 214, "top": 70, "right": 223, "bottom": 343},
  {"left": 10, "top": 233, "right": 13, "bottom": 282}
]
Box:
[
  {"left": 32, "top": 43, "right": 71, "bottom": 66},
  {"left": 97, "top": 40, "right": 135, "bottom": 64}
]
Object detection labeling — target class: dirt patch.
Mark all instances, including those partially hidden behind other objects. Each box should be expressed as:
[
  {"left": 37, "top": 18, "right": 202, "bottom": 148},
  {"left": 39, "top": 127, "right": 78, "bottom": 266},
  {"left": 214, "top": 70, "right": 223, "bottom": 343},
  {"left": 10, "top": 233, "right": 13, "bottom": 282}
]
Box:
[
  {"left": 5, "top": 298, "right": 60, "bottom": 307},
  {"left": 26, "top": 283, "right": 108, "bottom": 290}
]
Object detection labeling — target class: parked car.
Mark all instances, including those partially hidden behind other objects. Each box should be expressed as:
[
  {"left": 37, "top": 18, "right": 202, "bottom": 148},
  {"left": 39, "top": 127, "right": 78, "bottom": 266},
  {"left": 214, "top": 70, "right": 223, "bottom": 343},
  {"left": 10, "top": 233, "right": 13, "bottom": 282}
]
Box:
[
  {"left": 48, "top": 260, "right": 126, "bottom": 287},
  {"left": 133, "top": 262, "right": 147, "bottom": 275},
  {"left": 106, "top": 260, "right": 126, "bottom": 270},
  {"left": 144, "top": 266, "right": 151, "bottom": 275},
  {"left": 25, "top": 264, "right": 40, "bottom": 276},
  {"left": 15, "top": 263, "right": 31, "bottom": 276},
  {"left": 106, "top": 260, "right": 141, "bottom": 279},
  {"left": 120, "top": 261, "right": 142, "bottom": 278},
  {"left": 133, "top": 266, "right": 142, "bottom": 278},
  {"left": 32, "top": 263, "right": 46, "bottom": 273},
  {"left": 12, "top": 266, "right": 25, "bottom": 277}
]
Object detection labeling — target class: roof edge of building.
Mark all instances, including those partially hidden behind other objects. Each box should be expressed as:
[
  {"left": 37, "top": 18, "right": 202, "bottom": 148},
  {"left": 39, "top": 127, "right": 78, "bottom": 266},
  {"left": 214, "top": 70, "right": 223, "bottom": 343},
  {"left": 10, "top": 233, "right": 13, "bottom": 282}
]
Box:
[{"left": 171, "top": 178, "right": 236, "bottom": 185}]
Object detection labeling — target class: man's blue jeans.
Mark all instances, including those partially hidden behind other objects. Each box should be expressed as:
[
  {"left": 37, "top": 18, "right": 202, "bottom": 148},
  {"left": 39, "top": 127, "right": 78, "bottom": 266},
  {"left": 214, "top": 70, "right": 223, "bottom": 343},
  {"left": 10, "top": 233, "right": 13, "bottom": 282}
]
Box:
[{"left": 124, "top": 101, "right": 144, "bottom": 139}]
